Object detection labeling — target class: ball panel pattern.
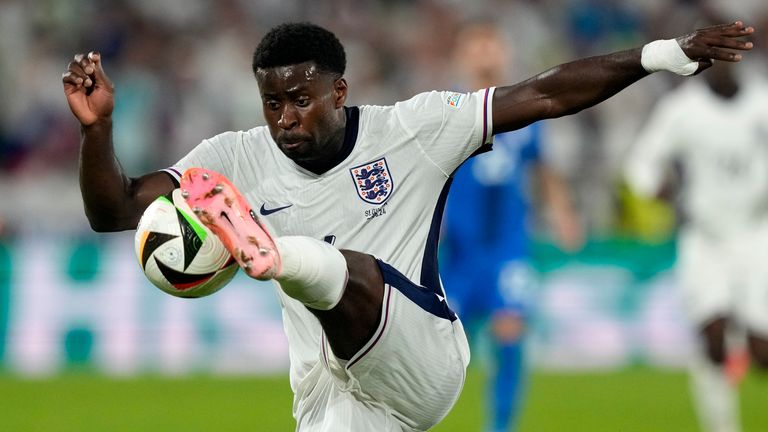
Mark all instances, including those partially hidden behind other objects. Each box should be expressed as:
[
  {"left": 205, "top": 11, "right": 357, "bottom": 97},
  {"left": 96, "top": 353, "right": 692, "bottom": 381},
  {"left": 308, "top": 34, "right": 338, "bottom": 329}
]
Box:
[{"left": 134, "top": 189, "right": 238, "bottom": 298}]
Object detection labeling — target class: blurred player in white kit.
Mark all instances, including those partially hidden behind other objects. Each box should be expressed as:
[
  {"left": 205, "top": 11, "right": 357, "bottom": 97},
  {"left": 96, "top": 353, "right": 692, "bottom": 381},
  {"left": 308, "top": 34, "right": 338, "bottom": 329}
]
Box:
[{"left": 625, "top": 51, "right": 768, "bottom": 432}]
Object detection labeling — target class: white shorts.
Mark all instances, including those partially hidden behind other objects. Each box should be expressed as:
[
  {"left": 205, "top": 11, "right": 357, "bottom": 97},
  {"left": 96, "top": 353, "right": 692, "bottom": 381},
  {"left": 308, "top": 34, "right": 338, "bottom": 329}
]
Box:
[
  {"left": 292, "top": 262, "right": 470, "bottom": 432},
  {"left": 678, "top": 223, "right": 768, "bottom": 336}
]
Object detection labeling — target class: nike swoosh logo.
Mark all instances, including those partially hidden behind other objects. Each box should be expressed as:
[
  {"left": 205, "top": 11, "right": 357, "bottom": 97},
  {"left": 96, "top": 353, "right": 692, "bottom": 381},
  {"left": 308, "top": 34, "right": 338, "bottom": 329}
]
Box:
[{"left": 259, "top": 203, "right": 293, "bottom": 216}]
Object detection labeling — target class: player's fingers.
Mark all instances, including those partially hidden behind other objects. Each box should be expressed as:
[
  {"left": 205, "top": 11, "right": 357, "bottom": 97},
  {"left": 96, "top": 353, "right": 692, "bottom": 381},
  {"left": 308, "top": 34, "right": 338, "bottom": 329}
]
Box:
[
  {"left": 62, "top": 70, "right": 84, "bottom": 88},
  {"left": 706, "top": 47, "right": 744, "bottom": 62},
  {"left": 706, "top": 26, "right": 755, "bottom": 50},
  {"left": 710, "top": 36, "right": 754, "bottom": 51},
  {"left": 681, "top": 30, "right": 752, "bottom": 63},
  {"left": 716, "top": 22, "right": 754, "bottom": 37},
  {"left": 63, "top": 61, "right": 88, "bottom": 89},
  {"left": 65, "top": 60, "right": 86, "bottom": 79},
  {"left": 75, "top": 52, "right": 95, "bottom": 75},
  {"left": 71, "top": 53, "right": 96, "bottom": 88},
  {"left": 87, "top": 51, "right": 114, "bottom": 92},
  {"left": 699, "top": 21, "right": 749, "bottom": 35}
]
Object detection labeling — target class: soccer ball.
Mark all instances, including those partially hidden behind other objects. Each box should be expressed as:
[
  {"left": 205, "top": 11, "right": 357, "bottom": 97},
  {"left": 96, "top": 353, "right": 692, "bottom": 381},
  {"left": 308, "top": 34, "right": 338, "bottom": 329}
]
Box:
[{"left": 134, "top": 189, "right": 238, "bottom": 298}]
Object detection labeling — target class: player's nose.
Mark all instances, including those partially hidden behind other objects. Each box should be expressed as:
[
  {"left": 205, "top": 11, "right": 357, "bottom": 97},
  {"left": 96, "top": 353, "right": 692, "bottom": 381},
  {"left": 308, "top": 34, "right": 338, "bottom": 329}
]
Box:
[{"left": 277, "top": 105, "right": 299, "bottom": 130}]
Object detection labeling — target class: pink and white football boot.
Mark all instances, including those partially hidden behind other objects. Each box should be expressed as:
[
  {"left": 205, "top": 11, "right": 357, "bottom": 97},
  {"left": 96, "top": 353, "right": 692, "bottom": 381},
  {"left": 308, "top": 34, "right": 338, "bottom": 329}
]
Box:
[{"left": 180, "top": 168, "right": 281, "bottom": 280}]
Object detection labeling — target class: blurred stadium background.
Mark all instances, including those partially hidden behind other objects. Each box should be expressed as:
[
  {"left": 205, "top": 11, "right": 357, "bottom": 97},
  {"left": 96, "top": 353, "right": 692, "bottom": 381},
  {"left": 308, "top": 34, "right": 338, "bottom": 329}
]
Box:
[{"left": 1, "top": 0, "right": 767, "bottom": 430}]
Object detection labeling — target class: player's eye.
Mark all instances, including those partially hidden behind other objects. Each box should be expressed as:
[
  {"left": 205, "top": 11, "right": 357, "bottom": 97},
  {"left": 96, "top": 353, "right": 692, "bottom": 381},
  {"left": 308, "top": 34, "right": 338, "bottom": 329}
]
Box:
[
  {"left": 295, "top": 98, "right": 310, "bottom": 108},
  {"left": 265, "top": 101, "right": 280, "bottom": 110}
]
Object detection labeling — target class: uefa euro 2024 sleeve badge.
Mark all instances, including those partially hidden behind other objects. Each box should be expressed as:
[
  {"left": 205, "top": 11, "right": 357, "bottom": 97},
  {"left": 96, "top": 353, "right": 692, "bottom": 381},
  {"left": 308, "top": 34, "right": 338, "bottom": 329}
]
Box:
[{"left": 350, "top": 158, "right": 394, "bottom": 205}]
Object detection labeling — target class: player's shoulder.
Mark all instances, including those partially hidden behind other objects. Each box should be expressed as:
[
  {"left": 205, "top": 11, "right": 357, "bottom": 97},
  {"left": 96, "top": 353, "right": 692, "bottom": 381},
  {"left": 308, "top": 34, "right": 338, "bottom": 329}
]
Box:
[
  {"left": 394, "top": 90, "right": 479, "bottom": 111},
  {"left": 361, "top": 89, "right": 485, "bottom": 131},
  {"left": 206, "top": 125, "right": 271, "bottom": 146},
  {"left": 356, "top": 92, "right": 444, "bottom": 139},
  {"left": 358, "top": 91, "right": 440, "bottom": 115}
]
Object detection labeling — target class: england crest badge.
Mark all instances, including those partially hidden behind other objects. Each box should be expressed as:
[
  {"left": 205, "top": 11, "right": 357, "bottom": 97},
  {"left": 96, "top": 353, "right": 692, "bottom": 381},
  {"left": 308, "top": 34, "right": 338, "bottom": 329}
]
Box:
[{"left": 350, "top": 158, "right": 394, "bottom": 204}]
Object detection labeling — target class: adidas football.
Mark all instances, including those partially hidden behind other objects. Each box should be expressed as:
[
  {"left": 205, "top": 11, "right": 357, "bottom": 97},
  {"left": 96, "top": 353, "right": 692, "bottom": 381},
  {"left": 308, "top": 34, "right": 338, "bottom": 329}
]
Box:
[{"left": 134, "top": 189, "right": 238, "bottom": 298}]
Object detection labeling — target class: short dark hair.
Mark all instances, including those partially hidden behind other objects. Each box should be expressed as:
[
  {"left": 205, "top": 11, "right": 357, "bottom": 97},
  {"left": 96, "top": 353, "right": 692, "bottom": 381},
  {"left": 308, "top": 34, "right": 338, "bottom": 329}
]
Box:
[{"left": 252, "top": 22, "right": 346, "bottom": 78}]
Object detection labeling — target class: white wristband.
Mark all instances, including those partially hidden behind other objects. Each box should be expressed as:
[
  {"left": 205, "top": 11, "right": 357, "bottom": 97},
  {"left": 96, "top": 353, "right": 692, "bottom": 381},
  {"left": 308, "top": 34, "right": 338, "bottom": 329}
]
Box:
[{"left": 641, "top": 39, "right": 700, "bottom": 76}]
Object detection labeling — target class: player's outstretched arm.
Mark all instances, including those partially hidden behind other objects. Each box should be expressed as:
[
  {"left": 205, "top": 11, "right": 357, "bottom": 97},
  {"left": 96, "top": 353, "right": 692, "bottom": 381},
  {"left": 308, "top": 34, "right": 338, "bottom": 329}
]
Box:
[
  {"left": 62, "top": 51, "right": 174, "bottom": 232},
  {"left": 492, "top": 21, "right": 754, "bottom": 134}
]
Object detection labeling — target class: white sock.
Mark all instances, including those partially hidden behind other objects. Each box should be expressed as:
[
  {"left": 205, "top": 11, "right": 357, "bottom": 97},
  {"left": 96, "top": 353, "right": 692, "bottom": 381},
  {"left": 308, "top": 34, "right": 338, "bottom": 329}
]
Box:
[
  {"left": 274, "top": 236, "right": 348, "bottom": 310},
  {"left": 689, "top": 350, "right": 741, "bottom": 432}
]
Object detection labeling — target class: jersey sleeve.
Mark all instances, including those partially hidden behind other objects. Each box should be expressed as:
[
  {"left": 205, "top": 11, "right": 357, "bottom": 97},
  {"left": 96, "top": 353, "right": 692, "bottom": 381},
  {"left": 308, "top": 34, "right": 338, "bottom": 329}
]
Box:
[
  {"left": 394, "top": 88, "right": 495, "bottom": 176},
  {"left": 624, "top": 96, "right": 683, "bottom": 198},
  {"left": 161, "top": 131, "right": 240, "bottom": 185}
]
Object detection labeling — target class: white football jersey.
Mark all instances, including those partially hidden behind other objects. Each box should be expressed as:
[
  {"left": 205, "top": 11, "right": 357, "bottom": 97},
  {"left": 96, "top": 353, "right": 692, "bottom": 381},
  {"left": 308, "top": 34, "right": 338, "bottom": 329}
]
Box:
[
  {"left": 625, "top": 76, "right": 768, "bottom": 234},
  {"left": 164, "top": 88, "right": 494, "bottom": 391}
]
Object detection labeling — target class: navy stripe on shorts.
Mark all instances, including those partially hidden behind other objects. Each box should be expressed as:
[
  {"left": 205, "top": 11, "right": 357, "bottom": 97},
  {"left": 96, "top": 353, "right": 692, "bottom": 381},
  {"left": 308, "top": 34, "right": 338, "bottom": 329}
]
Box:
[{"left": 376, "top": 260, "right": 456, "bottom": 322}]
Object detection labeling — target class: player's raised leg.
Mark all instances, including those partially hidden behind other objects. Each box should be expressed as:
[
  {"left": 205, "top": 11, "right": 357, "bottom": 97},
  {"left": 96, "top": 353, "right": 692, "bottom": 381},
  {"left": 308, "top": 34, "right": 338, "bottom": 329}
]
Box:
[{"left": 181, "top": 167, "right": 384, "bottom": 359}]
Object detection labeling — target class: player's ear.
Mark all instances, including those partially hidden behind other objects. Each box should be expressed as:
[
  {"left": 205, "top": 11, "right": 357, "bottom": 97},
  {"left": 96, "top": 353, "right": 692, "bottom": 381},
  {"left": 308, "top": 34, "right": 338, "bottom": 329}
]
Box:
[{"left": 333, "top": 77, "right": 348, "bottom": 108}]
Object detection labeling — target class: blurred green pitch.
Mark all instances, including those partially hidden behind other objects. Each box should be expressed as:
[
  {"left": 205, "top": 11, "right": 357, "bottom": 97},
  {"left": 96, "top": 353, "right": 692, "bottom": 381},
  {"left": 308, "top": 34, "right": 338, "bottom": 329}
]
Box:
[{"left": 2, "top": 367, "right": 765, "bottom": 431}]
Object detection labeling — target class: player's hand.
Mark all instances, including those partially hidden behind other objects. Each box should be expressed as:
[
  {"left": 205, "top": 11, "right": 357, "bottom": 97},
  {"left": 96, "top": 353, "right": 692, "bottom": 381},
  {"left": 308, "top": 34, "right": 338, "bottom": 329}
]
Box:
[
  {"left": 62, "top": 51, "right": 114, "bottom": 126},
  {"left": 676, "top": 21, "right": 754, "bottom": 74}
]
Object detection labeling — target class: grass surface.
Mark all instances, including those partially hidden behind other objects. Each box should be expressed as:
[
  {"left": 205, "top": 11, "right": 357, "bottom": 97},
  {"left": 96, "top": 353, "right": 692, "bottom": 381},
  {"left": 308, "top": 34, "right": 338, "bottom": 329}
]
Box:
[{"left": 1, "top": 367, "right": 765, "bottom": 431}]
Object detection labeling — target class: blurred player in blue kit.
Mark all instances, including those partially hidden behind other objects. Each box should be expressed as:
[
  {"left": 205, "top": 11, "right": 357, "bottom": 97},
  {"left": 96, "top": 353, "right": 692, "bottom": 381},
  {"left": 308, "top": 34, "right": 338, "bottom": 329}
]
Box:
[
  {"left": 441, "top": 23, "right": 582, "bottom": 432},
  {"left": 63, "top": 17, "right": 754, "bottom": 432}
]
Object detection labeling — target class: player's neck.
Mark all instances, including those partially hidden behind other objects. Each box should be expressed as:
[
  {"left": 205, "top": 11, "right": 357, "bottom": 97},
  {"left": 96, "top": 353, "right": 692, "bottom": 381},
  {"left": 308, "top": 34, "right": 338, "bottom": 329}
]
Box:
[{"left": 297, "top": 106, "right": 359, "bottom": 175}]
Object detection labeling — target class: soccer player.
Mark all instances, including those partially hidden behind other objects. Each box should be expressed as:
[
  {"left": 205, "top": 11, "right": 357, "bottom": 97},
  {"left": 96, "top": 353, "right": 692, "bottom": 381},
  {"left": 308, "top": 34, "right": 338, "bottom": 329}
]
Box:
[
  {"left": 441, "top": 22, "right": 582, "bottom": 432},
  {"left": 625, "top": 58, "right": 768, "bottom": 432},
  {"left": 62, "top": 21, "right": 753, "bottom": 431}
]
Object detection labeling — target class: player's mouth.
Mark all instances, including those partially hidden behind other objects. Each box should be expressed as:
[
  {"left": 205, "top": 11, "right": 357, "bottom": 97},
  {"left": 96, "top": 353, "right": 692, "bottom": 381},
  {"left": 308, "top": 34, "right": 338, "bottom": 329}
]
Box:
[
  {"left": 281, "top": 140, "right": 305, "bottom": 150},
  {"left": 278, "top": 136, "right": 312, "bottom": 153}
]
